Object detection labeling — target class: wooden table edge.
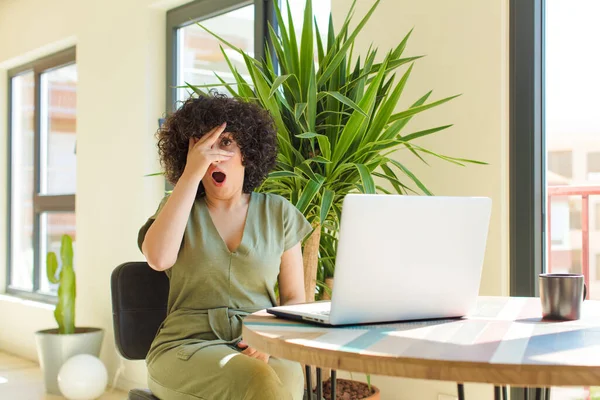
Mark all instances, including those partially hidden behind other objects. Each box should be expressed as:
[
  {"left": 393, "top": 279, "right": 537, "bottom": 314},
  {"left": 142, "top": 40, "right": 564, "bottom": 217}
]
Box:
[{"left": 242, "top": 323, "right": 600, "bottom": 387}]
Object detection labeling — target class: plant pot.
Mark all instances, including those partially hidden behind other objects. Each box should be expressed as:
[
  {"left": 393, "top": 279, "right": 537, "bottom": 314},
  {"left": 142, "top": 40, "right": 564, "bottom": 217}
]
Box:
[
  {"left": 34, "top": 327, "right": 104, "bottom": 395},
  {"left": 319, "top": 378, "right": 380, "bottom": 400}
]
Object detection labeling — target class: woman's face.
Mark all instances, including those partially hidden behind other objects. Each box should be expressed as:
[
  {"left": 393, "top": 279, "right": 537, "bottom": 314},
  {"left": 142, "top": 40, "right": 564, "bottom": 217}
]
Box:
[{"left": 202, "top": 132, "right": 245, "bottom": 199}]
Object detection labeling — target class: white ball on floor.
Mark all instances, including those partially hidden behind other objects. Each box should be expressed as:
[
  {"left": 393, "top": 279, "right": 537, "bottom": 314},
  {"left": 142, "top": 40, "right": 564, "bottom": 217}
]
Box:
[{"left": 58, "top": 354, "right": 108, "bottom": 400}]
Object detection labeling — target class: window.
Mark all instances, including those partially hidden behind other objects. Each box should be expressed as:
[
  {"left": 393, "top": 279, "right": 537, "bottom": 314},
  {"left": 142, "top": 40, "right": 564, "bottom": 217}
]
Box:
[
  {"left": 166, "top": 0, "right": 331, "bottom": 112},
  {"left": 548, "top": 150, "right": 573, "bottom": 179},
  {"left": 7, "top": 48, "right": 77, "bottom": 300},
  {"left": 588, "top": 152, "right": 600, "bottom": 174},
  {"left": 167, "top": 0, "right": 265, "bottom": 112},
  {"left": 569, "top": 208, "right": 581, "bottom": 230},
  {"left": 571, "top": 249, "right": 582, "bottom": 275}
]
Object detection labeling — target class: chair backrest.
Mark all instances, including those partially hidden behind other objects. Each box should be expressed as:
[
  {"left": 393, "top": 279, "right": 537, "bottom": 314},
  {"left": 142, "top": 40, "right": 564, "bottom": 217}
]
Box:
[{"left": 111, "top": 261, "right": 169, "bottom": 360}]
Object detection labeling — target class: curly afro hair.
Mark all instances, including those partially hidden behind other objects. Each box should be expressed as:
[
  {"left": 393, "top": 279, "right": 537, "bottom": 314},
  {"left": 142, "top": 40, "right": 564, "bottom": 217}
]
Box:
[{"left": 157, "top": 91, "right": 278, "bottom": 195}]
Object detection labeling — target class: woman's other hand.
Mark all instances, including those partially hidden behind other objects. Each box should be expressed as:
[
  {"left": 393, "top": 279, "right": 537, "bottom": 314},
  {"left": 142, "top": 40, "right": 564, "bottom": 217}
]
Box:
[{"left": 237, "top": 340, "right": 270, "bottom": 364}]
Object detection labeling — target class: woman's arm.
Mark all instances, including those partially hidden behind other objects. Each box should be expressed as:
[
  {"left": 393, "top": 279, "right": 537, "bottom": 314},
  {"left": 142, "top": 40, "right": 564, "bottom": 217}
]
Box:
[
  {"left": 141, "top": 172, "right": 200, "bottom": 271},
  {"left": 236, "top": 242, "right": 305, "bottom": 363},
  {"left": 278, "top": 242, "right": 306, "bottom": 305}
]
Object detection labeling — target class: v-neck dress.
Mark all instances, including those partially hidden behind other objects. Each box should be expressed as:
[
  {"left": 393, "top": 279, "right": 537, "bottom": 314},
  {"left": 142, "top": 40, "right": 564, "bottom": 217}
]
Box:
[{"left": 137, "top": 192, "right": 313, "bottom": 400}]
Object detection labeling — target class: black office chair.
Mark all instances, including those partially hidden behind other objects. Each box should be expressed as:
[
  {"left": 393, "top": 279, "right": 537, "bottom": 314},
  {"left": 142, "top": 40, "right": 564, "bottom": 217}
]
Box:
[{"left": 111, "top": 261, "right": 169, "bottom": 400}]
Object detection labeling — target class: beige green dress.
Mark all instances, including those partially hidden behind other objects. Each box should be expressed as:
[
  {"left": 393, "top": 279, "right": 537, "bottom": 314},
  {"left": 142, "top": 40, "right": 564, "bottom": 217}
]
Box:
[{"left": 137, "top": 191, "right": 313, "bottom": 400}]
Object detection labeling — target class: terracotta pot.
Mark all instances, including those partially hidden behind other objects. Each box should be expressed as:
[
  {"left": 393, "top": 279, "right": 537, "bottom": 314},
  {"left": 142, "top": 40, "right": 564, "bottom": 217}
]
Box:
[{"left": 318, "top": 377, "right": 380, "bottom": 400}]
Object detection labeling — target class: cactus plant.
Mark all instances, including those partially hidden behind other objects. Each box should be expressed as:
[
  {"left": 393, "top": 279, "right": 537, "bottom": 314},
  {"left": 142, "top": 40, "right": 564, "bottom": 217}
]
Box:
[{"left": 46, "top": 234, "right": 76, "bottom": 334}]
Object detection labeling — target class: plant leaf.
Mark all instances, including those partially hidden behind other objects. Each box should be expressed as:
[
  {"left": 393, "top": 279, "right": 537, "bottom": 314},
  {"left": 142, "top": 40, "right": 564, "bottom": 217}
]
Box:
[
  {"left": 318, "top": 0, "right": 381, "bottom": 87},
  {"left": 305, "top": 156, "right": 331, "bottom": 164},
  {"left": 296, "top": 179, "right": 323, "bottom": 214},
  {"left": 402, "top": 124, "right": 453, "bottom": 142},
  {"left": 269, "top": 171, "right": 300, "bottom": 179},
  {"left": 388, "top": 158, "right": 433, "bottom": 195},
  {"left": 322, "top": 91, "right": 367, "bottom": 116},
  {"left": 269, "top": 75, "right": 292, "bottom": 98},
  {"left": 294, "top": 103, "right": 307, "bottom": 122},
  {"left": 320, "top": 189, "right": 335, "bottom": 224},
  {"left": 389, "top": 94, "right": 461, "bottom": 123},
  {"left": 353, "top": 163, "right": 376, "bottom": 194}
]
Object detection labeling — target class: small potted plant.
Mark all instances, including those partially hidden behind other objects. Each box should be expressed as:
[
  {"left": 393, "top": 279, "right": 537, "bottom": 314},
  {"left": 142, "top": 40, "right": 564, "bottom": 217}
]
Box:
[{"left": 34, "top": 234, "right": 104, "bottom": 395}]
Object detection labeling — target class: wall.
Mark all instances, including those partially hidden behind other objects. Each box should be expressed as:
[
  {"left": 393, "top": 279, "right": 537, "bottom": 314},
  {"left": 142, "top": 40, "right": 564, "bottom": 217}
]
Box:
[
  {"left": 0, "top": 0, "right": 175, "bottom": 389},
  {"left": 330, "top": 0, "right": 510, "bottom": 398},
  {"left": 0, "top": 0, "right": 509, "bottom": 397}
]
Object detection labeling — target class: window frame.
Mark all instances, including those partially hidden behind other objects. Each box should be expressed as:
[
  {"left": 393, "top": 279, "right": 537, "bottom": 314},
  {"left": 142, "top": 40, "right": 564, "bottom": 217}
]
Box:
[
  {"left": 165, "top": 0, "right": 276, "bottom": 115},
  {"left": 6, "top": 47, "right": 76, "bottom": 303},
  {"left": 510, "top": 0, "right": 545, "bottom": 398},
  {"left": 510, "top": 0, "right": 545, "bottom": 298}
]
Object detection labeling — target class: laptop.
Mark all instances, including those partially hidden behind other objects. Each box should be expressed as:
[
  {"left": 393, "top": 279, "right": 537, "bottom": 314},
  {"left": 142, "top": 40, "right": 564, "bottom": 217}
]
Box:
[{"left": 267, "top": 194, "right": 492, "bottom": 326}]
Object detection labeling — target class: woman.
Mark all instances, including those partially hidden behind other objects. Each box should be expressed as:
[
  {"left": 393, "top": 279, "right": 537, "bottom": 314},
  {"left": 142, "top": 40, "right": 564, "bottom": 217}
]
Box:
[{"left": 138, "top": 92, "right": 312, "bottom": 400}]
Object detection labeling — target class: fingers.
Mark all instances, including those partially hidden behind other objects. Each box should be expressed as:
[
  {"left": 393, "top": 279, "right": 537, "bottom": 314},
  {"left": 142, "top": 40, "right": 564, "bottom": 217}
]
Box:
[
  {"left": 199, "top": 122, "right": 227, "bottom": 146},
  {"left": 209, "top": 149, "right": 235, "bottom": 157},
  {"left": 241, "top": 347, "right": 256, "bottom": 356},
  {"left": 208, "top": 154, "right": 234, "bottom": 163},
  {"left": 237, "top": 341, "right": 248, "bottom": 349},
  {"left": 188, "top": 137, "right": 200, "bottom": 151},
  {"left": 258, "top": 354, "right": 270, "bottom": 363}
]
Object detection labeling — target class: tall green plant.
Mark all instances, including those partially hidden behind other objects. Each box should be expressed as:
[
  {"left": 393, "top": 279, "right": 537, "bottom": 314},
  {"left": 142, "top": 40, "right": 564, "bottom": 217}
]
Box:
[
  {"left": 187, "top": 0, "right": 483, "bottom": 299},
  {"left": 46, "top": 235, "right": 76, "bottom": 334}
]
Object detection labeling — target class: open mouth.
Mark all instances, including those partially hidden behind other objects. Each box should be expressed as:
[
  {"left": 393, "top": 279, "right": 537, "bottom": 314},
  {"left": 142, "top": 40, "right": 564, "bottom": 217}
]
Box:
[{"left": 211, "top": 171, "right": 227, "bottom": 185}]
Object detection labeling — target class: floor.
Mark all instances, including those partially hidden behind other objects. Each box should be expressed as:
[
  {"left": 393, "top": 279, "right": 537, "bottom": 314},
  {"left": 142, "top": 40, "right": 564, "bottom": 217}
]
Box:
[{"left": 0, "top": 351, "right": 127, "bottom": 400}]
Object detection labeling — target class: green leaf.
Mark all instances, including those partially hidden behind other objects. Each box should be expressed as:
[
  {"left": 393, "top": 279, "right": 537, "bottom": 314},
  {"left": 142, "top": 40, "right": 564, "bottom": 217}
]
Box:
[
  {"left": 388, "top": 158, "right": 433, "bottom": 195},
  {"left": 197, "top": 23, "right": 246, "bottom": 58},
  {"left": 363, "top": 63, "right": 414, "bottom": 146},
  {"left": 268, "top": 171, "right": 300, "bottom": 179},
  {"left": 392, "top": 28, "right": 414, "bottom": 59},
  {"left": 218, "top": 46, "right": 254, "bottom": 99},
  {"left": 144, "top": 172, "right": 164, "bottom": 177},
  {"left": 353, "top": 163, "right": 376, "bottom": 194},
  {"left": 410, "top": 144, "right": 488, "bottom": 166},
  {"left": 46, "top": 252, "right": 59, "bottom": 285},
  {"left": 331, "top": 59, "right": 388, "bottom": 165},
  {"left": 381, "top": 91, "right": 432, "bottom": 141},
  {"left": 389, "top": 94, "right": 461, "bottom": 123},
  {"left": 178, "top": 81, "right": 237, "bottom": 90},
  {"left": 269, "top": 75, "right": 292, "bottom": 98},
  {"left": 322, "top": 91, "right": 367, "bottom": 116},
  {"left": 379, "top": 164, "right": 405, "bottom": 194},
  {"left": 320, "top": 189, "right": 335, "bottom": 223},
  {"left": 402, "top": 125, "right": 453, "bottom": 142},
  {"left": 296, "top": 132, "right": 320, "bottom": 139},
  {"left": 305, "top": 156, "right": 331, "bottom": 164},
  {"left": 317, "top": 134, "right": 332, "bottom": 161},
  {"left": 296, "top": 164, "right": 325, "bottom": 184},
  {"left": 314, "top": 16, "right": 325, "bottom": 65},
  {"left": 285, "top": 0, "right": 301, "bottom": 74},
  {"left": 299, "top": 0, "right": 314, "bottom": 94},
  {"left": 294, "top": 103, "right": 307, "bottom": 122},
  {"left": 307, "top": 66, "right": 317, "bottom": 132},
  {"left": 185, "top": 81, "right": 205, "bottom": 97},
  {"left": 318, "top": 0, "right": 381, "bottom": 87},
  {"left": 296, "top": 179, "right": 323, "bottom": 214}
]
